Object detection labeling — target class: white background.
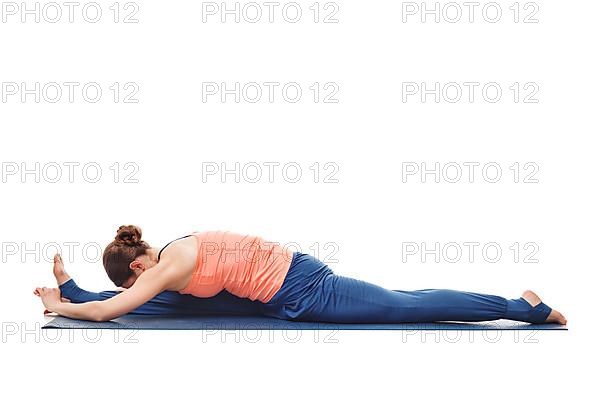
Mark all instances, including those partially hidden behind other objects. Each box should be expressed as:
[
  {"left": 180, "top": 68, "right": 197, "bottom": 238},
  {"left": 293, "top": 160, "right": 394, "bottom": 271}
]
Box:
[{"left": 1, "top": 0, "right": 598, "bottom": 398}]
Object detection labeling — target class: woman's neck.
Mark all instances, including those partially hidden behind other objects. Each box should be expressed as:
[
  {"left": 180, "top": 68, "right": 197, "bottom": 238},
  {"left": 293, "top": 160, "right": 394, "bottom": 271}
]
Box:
[{"left": 147, "top": 247, "right": 160, "bottom": 263}]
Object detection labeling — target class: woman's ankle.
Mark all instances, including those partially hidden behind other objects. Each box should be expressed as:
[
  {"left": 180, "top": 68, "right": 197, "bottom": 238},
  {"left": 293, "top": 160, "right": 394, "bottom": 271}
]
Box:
[{"left": 55, "top": 272, "right": 71, "bottom": 286}]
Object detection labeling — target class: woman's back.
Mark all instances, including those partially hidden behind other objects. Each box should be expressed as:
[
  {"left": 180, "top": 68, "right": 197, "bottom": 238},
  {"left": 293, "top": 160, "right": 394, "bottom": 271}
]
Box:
[{"left": 166, "top": 231, "right": 294, "bottom": 302}]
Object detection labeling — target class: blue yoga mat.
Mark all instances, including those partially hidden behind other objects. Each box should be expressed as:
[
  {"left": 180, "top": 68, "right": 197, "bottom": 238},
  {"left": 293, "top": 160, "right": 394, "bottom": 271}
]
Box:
[{"left": 42, "top": 315, "right": 567, "bottom": 330}]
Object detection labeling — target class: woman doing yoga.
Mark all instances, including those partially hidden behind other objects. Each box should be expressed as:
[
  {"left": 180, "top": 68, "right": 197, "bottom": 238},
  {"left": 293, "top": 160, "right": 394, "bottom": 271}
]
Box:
[{"left": 34, "top": 225, "right": 567, "bottom": 324}]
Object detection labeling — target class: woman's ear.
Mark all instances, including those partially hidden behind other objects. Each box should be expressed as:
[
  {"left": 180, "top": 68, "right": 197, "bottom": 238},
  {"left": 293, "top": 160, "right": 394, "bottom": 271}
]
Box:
[{"left": 129, "top": 260, "right": 146, "bottom": 272}]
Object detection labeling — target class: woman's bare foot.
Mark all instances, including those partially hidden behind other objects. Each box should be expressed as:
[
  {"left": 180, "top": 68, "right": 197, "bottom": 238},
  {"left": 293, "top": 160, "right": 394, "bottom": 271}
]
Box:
[
  {"left": 53, "top": 254, "right": 71, "bottom": 285},
  {"left": 522, "top": 290, "right": 567, "bottom": 325}
]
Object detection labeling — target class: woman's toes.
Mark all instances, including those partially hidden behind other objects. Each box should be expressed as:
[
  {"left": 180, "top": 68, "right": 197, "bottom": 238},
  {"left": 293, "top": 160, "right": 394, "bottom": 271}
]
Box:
[
  {"left": 556, "top": 311, "right": 567, "bottom": 325},
  {"left": 546, "top": 309, "right": 567, "bottom": 325},
  {"left": 53, "top": 254, "right": 67, "bottom": 279}
]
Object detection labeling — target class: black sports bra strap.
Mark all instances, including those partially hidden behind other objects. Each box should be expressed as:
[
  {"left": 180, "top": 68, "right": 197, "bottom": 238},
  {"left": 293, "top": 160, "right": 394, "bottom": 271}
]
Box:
[{"left": 157, "top": 235, "right": 192, "bottom": 261}]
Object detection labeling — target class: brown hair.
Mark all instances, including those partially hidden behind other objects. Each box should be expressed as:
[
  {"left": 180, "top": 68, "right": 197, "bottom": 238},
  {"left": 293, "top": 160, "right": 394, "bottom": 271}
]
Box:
[{"left": 102, "top": 225, "right": 150, "bottom": 287}]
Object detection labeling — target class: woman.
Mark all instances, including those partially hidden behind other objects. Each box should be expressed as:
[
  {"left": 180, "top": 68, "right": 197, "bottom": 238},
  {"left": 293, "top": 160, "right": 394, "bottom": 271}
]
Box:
[
  {"left": 46, "top": 253, "right": 264, "bottom": 316},
  {"left": 35, "top": 225, "right": 567, "bottom": 324}
]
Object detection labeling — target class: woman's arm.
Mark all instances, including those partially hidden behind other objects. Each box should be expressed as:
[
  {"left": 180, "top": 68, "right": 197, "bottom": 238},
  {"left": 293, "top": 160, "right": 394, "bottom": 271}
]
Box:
[
  {"left": 58, "top": 278, "right": 264, "bottom": 316},
  {"left": 38, "top": 264, "right": 173, "bottom": 321}
]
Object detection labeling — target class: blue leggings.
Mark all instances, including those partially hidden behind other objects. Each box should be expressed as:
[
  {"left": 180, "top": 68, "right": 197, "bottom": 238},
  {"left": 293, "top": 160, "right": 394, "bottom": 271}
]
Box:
[
  {"left": 260, "top": 253, "right": 552, "bottom": 324},
  {"left": 59, "top": 252, "right": 552, "bottom": 323}
]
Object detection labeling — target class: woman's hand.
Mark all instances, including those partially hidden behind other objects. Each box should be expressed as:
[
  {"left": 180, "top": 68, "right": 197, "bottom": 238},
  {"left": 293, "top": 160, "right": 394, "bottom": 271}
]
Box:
[
  {"left": 34, "top": 287, "right": 62, "bottom": 313},
  {"left": 33, "top": 260, "right": 173, "bottom": 322}
]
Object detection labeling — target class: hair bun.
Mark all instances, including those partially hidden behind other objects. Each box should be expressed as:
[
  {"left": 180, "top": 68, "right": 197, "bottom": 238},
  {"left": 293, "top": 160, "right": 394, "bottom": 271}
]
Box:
[{"left": 115, "top": 225, "right": 142, "bottom": 246}]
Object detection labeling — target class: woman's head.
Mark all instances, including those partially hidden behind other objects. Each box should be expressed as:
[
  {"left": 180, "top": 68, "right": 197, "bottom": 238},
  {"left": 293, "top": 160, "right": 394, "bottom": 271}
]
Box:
[{"left": 102, "top": 225, "right": 152, "bottom": 288}]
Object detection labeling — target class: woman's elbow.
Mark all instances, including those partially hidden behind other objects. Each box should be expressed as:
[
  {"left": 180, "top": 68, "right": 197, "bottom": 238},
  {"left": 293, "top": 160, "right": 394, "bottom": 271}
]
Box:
[
  {"left": 92, "top": 313, "right": 110, "bottom": 322},
  {"left": 89, "top": 303, "right": 113, "bottom": 322}
]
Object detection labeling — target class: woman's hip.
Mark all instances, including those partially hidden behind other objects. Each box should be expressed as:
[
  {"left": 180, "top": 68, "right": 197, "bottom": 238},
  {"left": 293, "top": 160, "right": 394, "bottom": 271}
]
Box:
[{"left": 260, "top": 252, "right": 333, "bottom": 319}]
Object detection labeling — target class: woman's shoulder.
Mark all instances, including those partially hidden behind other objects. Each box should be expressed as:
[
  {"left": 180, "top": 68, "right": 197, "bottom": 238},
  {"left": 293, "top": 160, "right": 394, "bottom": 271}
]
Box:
[
  {"left": 156, "top": 236, "right": 199, "bottom": 290},
  {"left": 159, "top": 235, "right": 198, "bottom": 261}
]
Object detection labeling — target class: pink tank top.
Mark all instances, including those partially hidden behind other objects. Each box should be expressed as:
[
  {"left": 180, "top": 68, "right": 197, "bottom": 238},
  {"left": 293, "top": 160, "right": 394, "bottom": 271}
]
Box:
[{"left": 178, "top": 231, "right": 294, "bottom": 303}]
